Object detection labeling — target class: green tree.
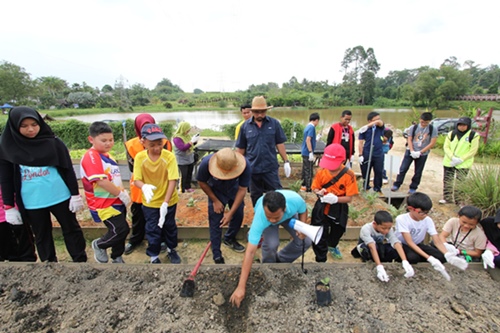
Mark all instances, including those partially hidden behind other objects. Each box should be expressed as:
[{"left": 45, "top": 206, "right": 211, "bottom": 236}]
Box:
[
  {"left": 0, "top": 61, "right": 34, "bottom": 103},
  {"left": 128, "top": 83, "right": 150, "bottom": 106}
]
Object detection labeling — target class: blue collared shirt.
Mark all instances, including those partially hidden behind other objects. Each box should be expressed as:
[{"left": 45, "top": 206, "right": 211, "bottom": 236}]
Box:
[{"left": 235, "top": 116, "right": 287, "bottom": 174}]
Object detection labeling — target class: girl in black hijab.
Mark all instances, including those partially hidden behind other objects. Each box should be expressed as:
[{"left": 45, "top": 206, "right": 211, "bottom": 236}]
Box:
[{"left": 0, "top": 107, "right": 87, "bottom": 262}]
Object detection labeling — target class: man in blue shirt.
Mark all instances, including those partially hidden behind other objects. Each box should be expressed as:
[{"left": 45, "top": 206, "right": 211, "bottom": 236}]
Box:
[
  {"left": 197, "top": 148, "right": 251, "bottom": 264},
  {"left": 229, "top": 190, "right": 310, "bottom": 308},
  {"left": 236, "top": 96, "right": 291, "bottom": 206},
  {"left": 300, "top": 112, "right": 320, "bottom": 192},
  {"left": 358, "top": 112, "right": 385, "bottom": 193}
]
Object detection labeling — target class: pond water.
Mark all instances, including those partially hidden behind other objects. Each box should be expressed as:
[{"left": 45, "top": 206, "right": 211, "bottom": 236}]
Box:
[{"left": 62, "top": 108, "right": 464, "bottom": 131}]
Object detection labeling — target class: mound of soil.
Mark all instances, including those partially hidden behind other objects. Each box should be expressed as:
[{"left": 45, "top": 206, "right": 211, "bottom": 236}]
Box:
[{"left": 1, "top": 262, "right": 499, "bottom": 332}]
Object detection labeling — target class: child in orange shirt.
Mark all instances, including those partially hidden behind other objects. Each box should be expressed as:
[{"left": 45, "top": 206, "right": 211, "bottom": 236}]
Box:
[{"left": 311, "top": 143, "right": 359, "bottom": 262}]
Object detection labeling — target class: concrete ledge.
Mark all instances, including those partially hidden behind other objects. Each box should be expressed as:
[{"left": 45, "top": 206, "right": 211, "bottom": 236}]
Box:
[{"left": 54, "top": 225, "right": 363, "bottom": 241}]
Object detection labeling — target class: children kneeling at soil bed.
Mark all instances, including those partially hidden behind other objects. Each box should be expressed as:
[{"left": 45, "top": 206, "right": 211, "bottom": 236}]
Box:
[{"left": 352, "top": 192, "right": 474, "bottom": 282}]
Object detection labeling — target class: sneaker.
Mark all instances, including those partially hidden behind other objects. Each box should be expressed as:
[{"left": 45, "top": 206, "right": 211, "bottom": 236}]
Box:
[
  {"left": 124, "top": 243, "right": 135, "bottom": 255},
  {"left": 151, "top": 257, "right": 161, "bottom": 264},
  {"left": 91, "top": 239, "right": 109, "bottom": 263},
  {"left": 185, "top": 188, "right": 195, "bottom": 193},
  {"left": 223, "top": 239, "right": 245, "bottom": 253},
  {"left": 214, "top": 257, "right": 225, "bottom": 264},
  {"left": 160, "top": 242, "right": 167, "bottom": 253},
  {"left": 112, "top": 256, "right": 125, "bottom": 264},
  {"left": 356, "top": 244, "right": 371, "bottom": 262},
  {"left": 439, "top": 199, "right": 447, "bottom": 204},
  {"left": 328, "top": 246, "right": 343, "bottom": 259},
  {"left": 408, "top": 188, "right": 417, "bottom": 194},
  {"left": 300, "top": 186, "right": 307, "bottom": 192},
  {"left": 167, "top": 249, "right": 181, "bottom": 264},
  {"left": 391, "top": 185, "right": 399, "bottom": 192}
]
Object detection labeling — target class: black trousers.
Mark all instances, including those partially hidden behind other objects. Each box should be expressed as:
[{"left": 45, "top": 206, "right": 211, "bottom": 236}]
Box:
[
  {"left": 96, "top": 213, "right": 130, "bottom": 259},
  {"left": 402, "top": 243, "right": 445, "bottom": 264},
  {"left": 179, "top": 163, "right": 194, "bottom": 192},
  {"left": 0, "top": 222, "right": 37, "bottom": 262},
  {"left": 313, "top": 216, "right": 346, "bottom": 262},
  {"left": 128, "top": 202, "right": 146, "bottom": 246},
  {"left": 24, "top": 198, "right": 87, "bottom": 262},
  {"left": 443, "top": 167, "right": 469, "bottom": 203}
]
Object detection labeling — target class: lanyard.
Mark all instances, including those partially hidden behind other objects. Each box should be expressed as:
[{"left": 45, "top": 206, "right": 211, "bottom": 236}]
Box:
[{"left": 453, "top": 228, "right": 472, "bottom": 247}]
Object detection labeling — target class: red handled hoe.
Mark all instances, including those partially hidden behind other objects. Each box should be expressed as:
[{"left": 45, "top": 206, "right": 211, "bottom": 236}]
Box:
[{"left": 180, "top": 241, "right": 212, "bottom": 297}]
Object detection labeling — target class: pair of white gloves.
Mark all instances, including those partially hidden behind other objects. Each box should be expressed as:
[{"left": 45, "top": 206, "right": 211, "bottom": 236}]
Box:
[
  {"left": 141, "top": 184, "right": 169, "bottom": 228},
  {"left": 449, "top": 156, "right": 463, "bottom": 167},
  {"left": 5, "top": 194, "right": 88, "bottom": 225},
  {"left": 376, "top": 260, "right": 415, "bottom": 282},
  {"left": 410, "top": 151, "right": 421, "bottom": 159},
  {"left": 445, "top": 243, "right": 496, "bottom": 270}
]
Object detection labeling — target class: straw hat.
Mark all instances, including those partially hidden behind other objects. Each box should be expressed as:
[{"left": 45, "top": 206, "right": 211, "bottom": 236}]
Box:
[
  {"left": 208, "top": 148, "right": 246, "bottom": 180},
  {"left": 251, "top": 96, "right": 273, "bottom": 111}
]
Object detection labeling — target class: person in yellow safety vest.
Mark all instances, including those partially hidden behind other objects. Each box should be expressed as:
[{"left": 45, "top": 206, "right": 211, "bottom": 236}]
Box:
[
  {"left": 124, "top": 114, "right": 172, "bottom": 255},
  {"left": 440, "top": 117, "right": 479, "bottom": 205},
  {"left": 234, "top": 104, "right": 252, "bottom": 140}
]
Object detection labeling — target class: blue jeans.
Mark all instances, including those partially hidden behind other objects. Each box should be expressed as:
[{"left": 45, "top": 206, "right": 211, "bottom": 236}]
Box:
[
  {"left": 142, "top": 204, "right": 178, "bottom": 257},
  {"left": 261, "top": 218, "right": 312, "bottom": 263},
  {"left": 360, "top": 153, "right": 384, "bottom": 192},
  {"left": 208, "top": 199, "right": 244, "bottom": 259},
  {"left": 393, "top": 150, "right": 429, "bottom": 190}
]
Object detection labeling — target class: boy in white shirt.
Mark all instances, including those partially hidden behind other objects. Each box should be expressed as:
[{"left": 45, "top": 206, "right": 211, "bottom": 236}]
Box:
[{"left": 395, "top": 192, "right": 467, "bottom": 280}]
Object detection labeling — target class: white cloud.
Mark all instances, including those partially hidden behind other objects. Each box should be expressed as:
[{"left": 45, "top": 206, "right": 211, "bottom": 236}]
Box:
[{"left": 1, "top": 0, "right": 499, "bottom": 92}]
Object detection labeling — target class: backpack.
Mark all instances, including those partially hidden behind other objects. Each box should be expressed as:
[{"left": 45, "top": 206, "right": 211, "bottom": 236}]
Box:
[
  {"left": 405, "top": 124, "right": 434, "bottom": 147},
  {"left": 450, "top": 130, "right": 476, "bottom": 143}
]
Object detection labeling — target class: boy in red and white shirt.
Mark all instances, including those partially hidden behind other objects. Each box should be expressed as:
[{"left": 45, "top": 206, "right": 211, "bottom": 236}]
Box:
[{"left": 80, "top": 121, "right": 130, "bottom": 264}]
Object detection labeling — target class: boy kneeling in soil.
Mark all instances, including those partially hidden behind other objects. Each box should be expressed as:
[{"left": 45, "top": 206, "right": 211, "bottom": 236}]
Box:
[
  {"left": 437, "top": 205, "right": 487, "bottom": 262},
  {"left": 133, "top": 124, "right": 181, "bottom": 264},
  {"left": 351, "top": 210, "right": 414, "bottom": 282},
  {"left": 395, "top": 192, "right": 468, "bottom": 280}
]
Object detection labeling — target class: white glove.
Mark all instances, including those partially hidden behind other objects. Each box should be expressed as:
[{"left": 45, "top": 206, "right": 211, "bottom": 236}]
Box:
[
  {"left": 410, "top": 151, "right": 421, "bottom": 159},
  {"left": 482, "top": 249, "right": 495, "bottom": 269},
  {"left": 445, "top": 252, "right": 468, "bottom": 271},
  {"left": 190, "top": 133, "right": 200, "bottom": 144},
  {"left": 316, "top": 133, "right": 322, "bottom": 141},
  {"left": 443, "top": 243, "right": 460, "bottom": 255},
  {"left": 358, "top": 155, "right": 364, "bottom": 165},
  {"left": 359, "top": 125, "right": 368, "bottom": 134},
  {"left": 451, "top": 157, "right": 463, "bottom": 167},
  {"left": 376, "top": 265, "right": 390, "bottom": 282},
  {"left": 141, "top": 184, "right": 157, "bottom": 204},
  {"left": 69, "top": 195, "right": 84, "bottom": 213},
  {"left": 308, "top": 152, "right": 314, "bottom": 162},
  {"left": 284, "top": 161, "right": 291, "bottom": 178},
  {"left": 402, "top": 260, "right": 415, "bottom": 278},
  {"left": 5, "top": 208, "right": 23, "bottom": 225},
  {"left": 320, "top": 193, "right": 339, "bottom": 204},
  {"left": 118, "top": 190, "right": 131, "bottom": 206},
  {"left": 158, "top": 202, "right": 169, "bottom": 228},
  {"left": 427, "top": 256, "right": 451, "bottom": 281}
]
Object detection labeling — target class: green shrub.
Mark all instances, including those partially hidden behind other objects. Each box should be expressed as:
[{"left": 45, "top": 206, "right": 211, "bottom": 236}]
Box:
[
  {"left": 222, "top": 122, "right": 239, "bottom": 139},
  {"left": 454, "top": 163, "right": 500, "bottom": 217},
  {"left": 280, "top": 118, "right": 305, "bottom": 143}
]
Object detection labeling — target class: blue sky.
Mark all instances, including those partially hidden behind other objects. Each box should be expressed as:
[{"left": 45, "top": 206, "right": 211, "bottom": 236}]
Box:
[{"left": 2, "top": 0, "right": 499, "bottom": 92}]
